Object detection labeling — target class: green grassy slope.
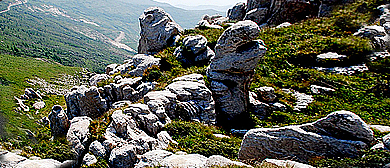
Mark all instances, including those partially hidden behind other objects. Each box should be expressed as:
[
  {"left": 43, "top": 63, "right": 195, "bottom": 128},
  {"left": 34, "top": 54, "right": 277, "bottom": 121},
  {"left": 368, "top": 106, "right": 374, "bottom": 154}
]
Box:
[{"left": 0, "top": 54, "right": 81, "bottom": 139}]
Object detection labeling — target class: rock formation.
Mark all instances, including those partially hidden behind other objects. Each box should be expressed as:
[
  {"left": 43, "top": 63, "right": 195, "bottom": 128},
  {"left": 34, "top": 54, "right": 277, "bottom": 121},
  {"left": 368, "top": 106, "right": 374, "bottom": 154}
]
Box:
[
  {"left": 66, "top": 116, "right": 92, "bottom": 163},
  {"left": 138, "top": 7, "right": 183, "bottom": 55},
  {"left": 135, "top": 150, "right": 251, "bottom": 168},
  {"left": 145, "top": 74, "right": 216, "bottom": 125},
  {"left": 65, "top": 86, "right": 108, "bottom": 120},
  {"left": 48, "top": 105, "right": 70, "bottom": 137},
  {"left": 206, "top": 20, "right": 267, "bottom": 123},
  {"left": 238, "top": 111, "right": 374, "bottom": 163},
  {"left": 228, "top": 3, "right": 247, "bottom": 21},
  {"left": 174, "top": 35, "right": 215, "bottom": 66},
  {"left": 106, "top": 54, "right": 161, "bottom": 77}
]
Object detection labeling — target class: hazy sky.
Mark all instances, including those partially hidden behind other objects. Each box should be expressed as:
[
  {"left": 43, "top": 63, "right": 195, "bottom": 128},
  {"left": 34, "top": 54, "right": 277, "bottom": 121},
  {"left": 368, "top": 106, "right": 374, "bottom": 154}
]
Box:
[{"left": 154, "top": 0, "right": 243, "bottom": 7}]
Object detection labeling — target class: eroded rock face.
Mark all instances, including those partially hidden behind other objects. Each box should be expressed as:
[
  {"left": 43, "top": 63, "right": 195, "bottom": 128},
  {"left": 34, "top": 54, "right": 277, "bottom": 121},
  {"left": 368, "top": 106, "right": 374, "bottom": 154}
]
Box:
[
  {"left": 89, "top": 74, "right": 112, "bottom": 86},
  {"left": 109, "top": 144, "right": 138, "bottom": 168},
  {"left": 65, "top": 86, "right": 108, "bottom": 120},
  {"left": 66, "top": 117, "right": 92, "bottom": 160},
  {"left": 174, "top": 35, "right": 215, "bottom": 66},
  {"left": 207, "top": 20, "right": 267, "bottom": 122},
  {"left": 48, "top": 105, "right": 70, "bottom": 137},
  {"left": 238, "top": 111, "right": 374, "bottom": 163},
  {"left": 135, "top": 150, "right": 250, "bottom": 168},
  {"left": 245, "top": 0, "right": 320, "bottom": 26},
  {"left": 144, "top": 74, "right": 216, "bottom": 125},
  {"left": 107, "top": 54, "right": 161, "bottom": 77},
  {"left": 138, "top": 7, "right": 183, "bottom": 55},
  {"left": 228, "top": 3, "right": 247, "bottom": 21}
]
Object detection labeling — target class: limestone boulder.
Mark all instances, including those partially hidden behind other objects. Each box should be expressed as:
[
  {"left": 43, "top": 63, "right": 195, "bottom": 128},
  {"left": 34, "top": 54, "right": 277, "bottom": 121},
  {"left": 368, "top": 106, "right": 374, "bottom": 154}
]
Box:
[
  {"left": 65, "top": 86, "right": 108, "bottom": 120},
  {"left": 89, "top": 74, "right": 112, "bottom": 86},
  {"left": 138, "top": 7, "right": 183, "bottom": 55},
  {"left": 175, "top": 35, "right": 215, "bottom": 66},
  {"left": 228, "top": 2, "right": 247, "bottom": 21},
  {"left": 260, "top": 159, "right": 314, "bottom": 168},
  {"left": 48, "top": 105, "right": 70, "bottom": 137},
  {"left": 109, "top": 144, "right": 138, "bottom": 168},
  {"left": 207, "top": 20, "right": 267, "bottom": 122},
  {"left": 22, "top": 88, "right": 42, "bottom": 100},
  {"left": 16, "top": 159, "right": 62, "bottom": 168},
  {"left": 244, "top": 8, "right": 268, "bottom": 25},
  {"left": 66, "top": 117, "right": 92, "bottom": 161},
  {"left": 82, "top": 153, "right": 97, "bottom": 167},
  {"left": 238, "top": 111, "right": 373, "bottom": 163},
  {"left": 89, "top": 140, "right": 106, "bottom": 158},
  {"left": 166, "top": 74, "right": 216, "bottom": 124}
]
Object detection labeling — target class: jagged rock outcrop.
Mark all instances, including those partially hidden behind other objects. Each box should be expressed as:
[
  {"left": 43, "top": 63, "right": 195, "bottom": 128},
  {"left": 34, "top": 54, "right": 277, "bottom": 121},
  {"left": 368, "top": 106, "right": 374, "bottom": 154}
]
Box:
[
  {"left": 145, "top": 74, "right": 216, "bottom": 125},
  {"left": 138, "top": 7, "right": 183, "bottom": 55},
  {"left": 196, "top": 14, "right": 228, "bottom": 29},
  {"left": 135, "top": 150, "right": 251, "bottom": 168},
  {"left": 65, "top": 86, "right": 108, "bottom": 120},
  {"left": 66, "top": 116, "right": 92, "bottom": 161},
  {"left": 106, "top": 54, "right": 161, "bottom": 77},
  {"left": 109, "top": 144, "right": 138, "bottom": 168},
  {"left": 260, "top": 159, "right": 314, "bottom": 168},
  {"left": 0, "top": 151, "right": 72, "bottom": 168},
  {"left": 228, "top": 3, "right": 247, "bottom": 21},
  {"left": 82, "top": 153, "right": 97, "bottom": 167},
  {"left": 174, "top": 35, "right": 215, "bottom": 66},
  {"left": 206, "top": 20, "right": 267, "bottom": 122},
  {"left": 89, "top": 74, "right": 112, "bottom": 86},
  {"left": 89, "top": 140, "right": 106, "bottom": 158},
  {"left": 244, "top": 0, "right": 321, "bottom": 26},
  {"left": 48, "top": 105, "right": 70, "bottom": 137},
  {"left": 238, "top": 111, "right": 374, "bottom": 163}
]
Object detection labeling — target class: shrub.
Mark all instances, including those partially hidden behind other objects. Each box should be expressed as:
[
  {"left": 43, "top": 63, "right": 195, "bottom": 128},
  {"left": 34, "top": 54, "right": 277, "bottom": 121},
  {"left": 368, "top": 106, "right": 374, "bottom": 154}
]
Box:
[
  {"left": 142, "top": 65, "right": 162, "bottom": 82},
  {"left": 164, "top": 121, "right": 241, "bottom": 159}
]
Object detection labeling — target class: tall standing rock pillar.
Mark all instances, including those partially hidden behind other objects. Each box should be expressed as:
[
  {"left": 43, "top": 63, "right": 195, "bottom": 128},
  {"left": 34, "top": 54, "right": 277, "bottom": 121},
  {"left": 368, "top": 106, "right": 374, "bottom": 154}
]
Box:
[{"left": 206, "top": 20, "right": 267, "bottom": 126}]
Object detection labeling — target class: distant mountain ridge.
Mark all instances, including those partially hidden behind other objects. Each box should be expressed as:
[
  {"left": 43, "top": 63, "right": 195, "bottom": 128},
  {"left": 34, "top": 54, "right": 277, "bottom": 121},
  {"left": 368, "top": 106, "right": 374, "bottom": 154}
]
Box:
[
  {"left": 0, "top": 0, "right": 220, "bottom": 72},
  {"left": 175, "top": 4, "right": 232, "bottom": 14}
]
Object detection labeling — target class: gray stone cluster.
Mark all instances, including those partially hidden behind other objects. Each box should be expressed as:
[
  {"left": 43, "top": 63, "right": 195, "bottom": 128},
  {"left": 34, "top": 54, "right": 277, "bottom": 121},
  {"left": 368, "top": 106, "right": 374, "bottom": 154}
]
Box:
[
  {"left": 138, "top": 7, "right": 183, "bottom": 55},
  {"left": 207, "top": 20, "right": 267, "bottom": 122}
]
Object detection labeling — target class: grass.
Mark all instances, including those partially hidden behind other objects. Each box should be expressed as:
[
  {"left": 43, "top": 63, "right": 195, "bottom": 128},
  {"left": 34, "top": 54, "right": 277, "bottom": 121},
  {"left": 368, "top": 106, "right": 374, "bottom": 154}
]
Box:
[{"left": 0, "top": 54, "right": 82, "bottom": 160}]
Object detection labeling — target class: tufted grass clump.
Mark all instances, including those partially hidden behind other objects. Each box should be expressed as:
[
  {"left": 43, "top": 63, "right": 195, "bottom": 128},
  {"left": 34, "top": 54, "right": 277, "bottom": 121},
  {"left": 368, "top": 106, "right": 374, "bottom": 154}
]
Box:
[{"left": 164, "top": 121, "right": 242, "bottom": 159}]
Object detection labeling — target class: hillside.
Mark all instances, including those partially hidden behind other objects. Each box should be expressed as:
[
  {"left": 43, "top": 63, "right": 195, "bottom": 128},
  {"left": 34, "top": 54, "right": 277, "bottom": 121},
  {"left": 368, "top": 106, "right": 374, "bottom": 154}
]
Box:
[{"left": 0, "top": 0, "right": 221, "bottom": 73}]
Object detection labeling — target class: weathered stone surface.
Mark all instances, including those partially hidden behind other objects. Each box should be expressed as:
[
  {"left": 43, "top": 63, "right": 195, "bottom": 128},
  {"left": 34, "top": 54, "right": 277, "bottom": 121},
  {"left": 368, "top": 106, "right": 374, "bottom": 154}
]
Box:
[
  {"left": 144, "top": 90, "right": 177, "bottom": 122},
  {"left": 228, "top": 3, "right": 247, "bottom": 21},
  {"left": 106, "top": 64, "right": 118, "bottom": 75},
  {"left": 109, "top": 144, "right": 138, "bottom": 168},
  {"left": 157, "top": 131, "right": 177, "bottom": 149},
  {"left": 207, "top": 20, "right": 267, "bottom": 122},
  {"left": 89, "top": 140, "right": 106, "bottom": 158},
  {"left": 249, "top": 91, "right": 270, "bottom": 117},
  {"left": 0, "top": 151, "right": 27, "bottom": 168},
  {"left": 383, "top": 133, "right": 390, "bottom": 149},
  {"left": 303, "top": 111, "right": 374, "bottom": 143},
  {"left": 138, "top": 7, "right": 183, "bottom": 55},
  {"left": 17, "top": 159, "right": 62, "bottom": 168},
  {"left": 66, "top": 116, "right": 92, "bottom": 158},
  {"left": 82, "top": 153, "right": 97, "bottom": 167},
  {"left": 255, "top": 86, "right": 276, "bottom": 102},
  {"left": 245, "top": 0, "right": 320, "bottom": 25},
  {"left": 244, "top": 8, "right": 268, "bottom": 24},
  {"left": 135, "top": 150, "right": 173, "bottom": 168},
  {"left": 109, "top": 55, "right": 160, "bottom": 77},
  {"left": 276, "top": 22, "right": 292, "bottom": 28},
  {"left": 160, "top": 154, "right": 207, "bottom": 168},
  {"left": 310, "top": 85, "right": 335, "bottom": 94},
  {"left": 205, "top": 155, "right": 251, "bottom": 167},
  {"left": 89, "top": 74, "right": 112, "bottom": 86},
  {"left": 238, "top": 111, "right": 373, "bottom": 163},
  {"left": 166, "top": 74, "right": 216, "bottom": 124},
  {"left": 260, "top": 159, "right": 314, "bottom": 168},
  {"left": 33, "top": 101, "right": 45, "bottom": 110},
  {"left": 175, "top": 35, "right": 215, "bottom": 66},
  {"left": 48, "top": 105, "right": 70, "bottom": 137},
  {"left": 110, "top": 110, "right": 142, "bottom": 140},
  {"left": 370, "top": 124, "right": 390, "bottom": 133},
  {"left": 65, "top": 86, "right": 108, "bottom": 120}
]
